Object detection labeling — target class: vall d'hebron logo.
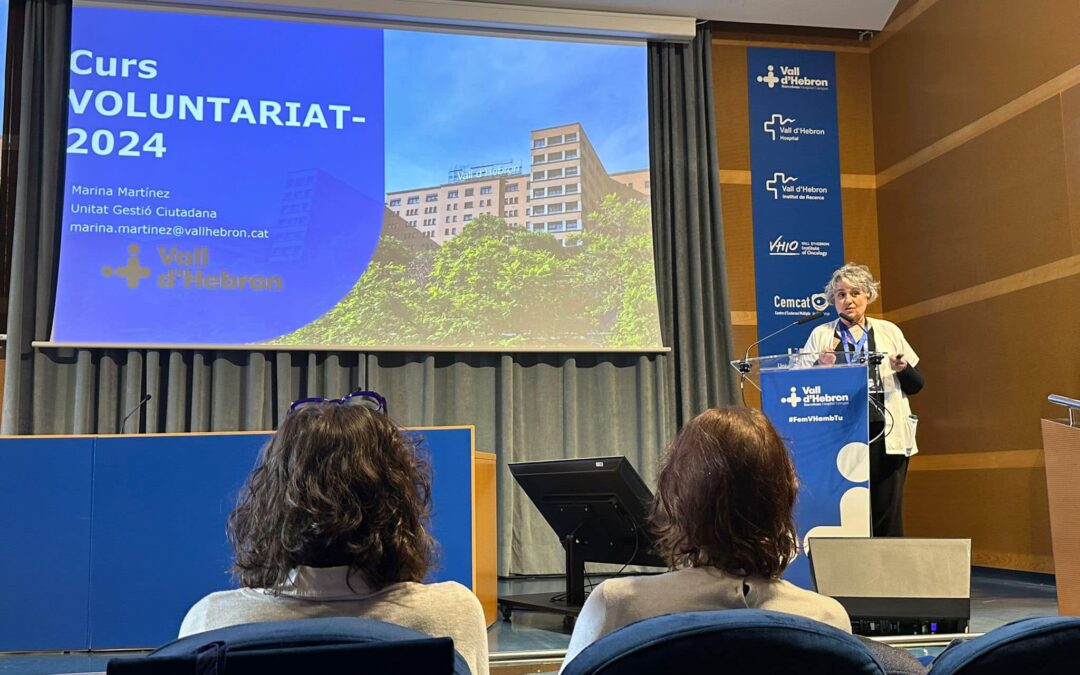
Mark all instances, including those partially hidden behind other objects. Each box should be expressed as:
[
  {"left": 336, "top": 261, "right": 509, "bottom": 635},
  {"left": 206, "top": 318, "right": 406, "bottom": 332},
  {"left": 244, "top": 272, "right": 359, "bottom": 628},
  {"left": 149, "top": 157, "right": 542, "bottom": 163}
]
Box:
[
  {"left": 782, "top": 385, "right": 849, "bottom": 424},
  {"left": 102, "top": 243, "right": 283, "bottom": 291},
  {"left": 763, "top": 113, "right": 826, "bottom": 142},
  {"left": 756, "top": 64, "right": 830, "bottom": 91},
  {"left": 768, "top": 235, "right": 832, "bottom": 258},
  {"left": 765, "top": 172, "right": 829, "bottom": 201}
]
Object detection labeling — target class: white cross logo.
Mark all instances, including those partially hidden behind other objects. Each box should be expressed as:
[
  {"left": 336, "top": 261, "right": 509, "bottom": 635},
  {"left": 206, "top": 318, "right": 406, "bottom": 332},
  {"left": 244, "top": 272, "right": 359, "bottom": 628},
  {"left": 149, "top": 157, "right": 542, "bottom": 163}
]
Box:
[
  {"left": 765, "top": 172, "right": 797, "bottom": 199},
  {"left": 757, "top": 65, "right": 780, "bottom": 88},
  {"left": 781, "top": 386, "right": 802, "bottom": 408},
  {"left": 763, "top": 114, "right": 795, "bottom": 140}
]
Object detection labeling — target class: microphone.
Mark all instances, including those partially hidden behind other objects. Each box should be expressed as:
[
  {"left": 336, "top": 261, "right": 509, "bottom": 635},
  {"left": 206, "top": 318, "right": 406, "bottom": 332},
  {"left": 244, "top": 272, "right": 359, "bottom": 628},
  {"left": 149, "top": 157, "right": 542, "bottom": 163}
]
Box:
[
  {"left": 796, "top": 311, "right": 826, "bottom": 326},
  {"left": 119, "top": 394, "right": 152, "bottom": 434},
  {"left": 737, "top": 311, "right": 827, "bottom": 373}
]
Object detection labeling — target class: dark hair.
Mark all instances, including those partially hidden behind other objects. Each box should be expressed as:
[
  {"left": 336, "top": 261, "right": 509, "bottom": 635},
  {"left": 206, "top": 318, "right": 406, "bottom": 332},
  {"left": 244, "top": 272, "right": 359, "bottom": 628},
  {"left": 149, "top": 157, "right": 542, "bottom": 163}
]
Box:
[
  {"left": 228, "top": 404, "right": 434, "bottom": 590},
  {"left": 650, "top": 406, "right": 798, "bottom": 578}
]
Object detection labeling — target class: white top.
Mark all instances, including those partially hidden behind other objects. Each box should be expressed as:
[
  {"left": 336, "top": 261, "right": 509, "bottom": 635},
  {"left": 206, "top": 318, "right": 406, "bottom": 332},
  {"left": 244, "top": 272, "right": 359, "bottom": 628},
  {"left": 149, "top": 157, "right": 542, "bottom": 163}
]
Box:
[
  {"left": 802, "top": 317, "right": 920, "bottom": 456},
  {"left": 560, "top": 567, "right": 851, "bottom": 671},
  {"left": 179, "top": 566, "right": 489, "bottom": 675}
]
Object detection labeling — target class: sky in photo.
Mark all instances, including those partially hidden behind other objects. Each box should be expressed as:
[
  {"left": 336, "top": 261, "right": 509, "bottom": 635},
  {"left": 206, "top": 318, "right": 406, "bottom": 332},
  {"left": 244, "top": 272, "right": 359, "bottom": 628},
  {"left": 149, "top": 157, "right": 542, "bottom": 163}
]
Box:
[{"left": 384, "top": 28, "right": 649, "bottom": 193}]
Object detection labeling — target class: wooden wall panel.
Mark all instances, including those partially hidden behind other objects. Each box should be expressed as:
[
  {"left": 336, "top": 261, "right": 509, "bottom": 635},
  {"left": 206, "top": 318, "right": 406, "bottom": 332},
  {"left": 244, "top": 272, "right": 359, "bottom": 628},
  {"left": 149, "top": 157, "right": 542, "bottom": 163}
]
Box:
[
  {"left": 841, "top": 188, "right": 880, "bottom": 280},
  {"left": 905, "top": 464, "right": 1054, "bottom": 573},
  {"left": 836, "top": 52, "right": 876, "bottom": 175},
  {"left": 712, "top": 44, "right": 750, "bottom": 170},
  {"left": 891, "top": 274, "right": 1080, "bottom": 456},
  {"left": 1062, "top": 83, "right": 1080, "bottom": 255},
  {"left": 871, "top": 0, "right": 1080, "bottom": 170},
  {"left": 877, "top": 98, "right": 1073, "bottom": 309},
  {"left": 720, "top": 184, "right": 755, "bottom": 312},
  {"left": 872, "top": 0, "right": 1080, "bottom": 573}
]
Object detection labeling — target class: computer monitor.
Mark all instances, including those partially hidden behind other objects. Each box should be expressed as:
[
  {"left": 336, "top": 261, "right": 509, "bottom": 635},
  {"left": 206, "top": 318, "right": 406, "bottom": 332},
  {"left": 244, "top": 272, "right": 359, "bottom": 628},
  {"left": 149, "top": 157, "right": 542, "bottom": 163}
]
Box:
[{"left": 502, "top": 456, "right": 665, "bottom": 617}]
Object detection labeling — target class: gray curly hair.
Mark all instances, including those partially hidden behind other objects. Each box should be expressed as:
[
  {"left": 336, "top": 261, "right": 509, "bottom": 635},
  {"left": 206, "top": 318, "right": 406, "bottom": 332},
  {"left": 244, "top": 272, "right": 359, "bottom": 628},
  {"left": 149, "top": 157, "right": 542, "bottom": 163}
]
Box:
[{"left": 824, "top": 263, "right": 881, "bottom": 304}]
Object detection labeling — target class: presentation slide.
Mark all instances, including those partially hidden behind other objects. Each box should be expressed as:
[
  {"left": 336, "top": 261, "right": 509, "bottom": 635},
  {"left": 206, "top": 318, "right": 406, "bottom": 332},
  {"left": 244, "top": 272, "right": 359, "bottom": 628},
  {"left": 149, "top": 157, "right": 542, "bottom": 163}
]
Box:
[{"left": 52, "top": 5, "right": 661, "bottom": 351}]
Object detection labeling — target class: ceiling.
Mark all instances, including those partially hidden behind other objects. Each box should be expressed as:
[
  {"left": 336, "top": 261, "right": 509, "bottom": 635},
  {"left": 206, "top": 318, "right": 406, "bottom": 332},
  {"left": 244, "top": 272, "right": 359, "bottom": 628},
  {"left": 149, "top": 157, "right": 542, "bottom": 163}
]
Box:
[{"left": 461, "top": 0, "right": 903, "bottom": 31}]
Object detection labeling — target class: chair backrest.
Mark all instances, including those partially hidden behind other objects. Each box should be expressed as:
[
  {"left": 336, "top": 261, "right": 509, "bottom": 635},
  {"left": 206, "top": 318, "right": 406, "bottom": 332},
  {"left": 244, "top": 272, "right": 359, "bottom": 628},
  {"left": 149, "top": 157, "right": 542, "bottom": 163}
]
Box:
[
  {"left": 106, "top": 617, "right": 470, "bottom": 675},
  {"left": 561, "top": 609, "right": 888, "bottom": 675},
  {"left": 927, "top": 616, "right": 1080, "bottom": 675}
]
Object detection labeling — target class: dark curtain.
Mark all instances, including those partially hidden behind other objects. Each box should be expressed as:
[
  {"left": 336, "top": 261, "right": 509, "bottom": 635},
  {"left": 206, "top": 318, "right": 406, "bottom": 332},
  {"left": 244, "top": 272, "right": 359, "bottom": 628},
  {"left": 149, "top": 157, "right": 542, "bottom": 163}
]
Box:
[
  {"left": 649, "top": 24, "right": 740, "bottom": 424},
  {"left": 2, "top": 10, "right": 735, "bottom": 574}
]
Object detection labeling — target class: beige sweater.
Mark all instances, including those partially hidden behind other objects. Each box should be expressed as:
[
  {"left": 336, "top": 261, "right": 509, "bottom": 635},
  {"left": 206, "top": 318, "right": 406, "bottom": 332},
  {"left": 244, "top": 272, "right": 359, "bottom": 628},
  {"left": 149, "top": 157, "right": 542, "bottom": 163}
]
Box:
[
  {"left": 179, "top": 566, "right": 489, "bottom": 675},
  {"left": 561, "top": 566, "right": 851, "bottom": 670}
]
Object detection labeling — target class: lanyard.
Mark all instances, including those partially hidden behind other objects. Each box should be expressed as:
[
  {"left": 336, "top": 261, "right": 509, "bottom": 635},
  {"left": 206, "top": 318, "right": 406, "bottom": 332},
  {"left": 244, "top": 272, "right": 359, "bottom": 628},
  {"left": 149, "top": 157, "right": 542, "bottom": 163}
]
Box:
[{"left": 837, "top": 320, "right": 868, "bottom": 364}]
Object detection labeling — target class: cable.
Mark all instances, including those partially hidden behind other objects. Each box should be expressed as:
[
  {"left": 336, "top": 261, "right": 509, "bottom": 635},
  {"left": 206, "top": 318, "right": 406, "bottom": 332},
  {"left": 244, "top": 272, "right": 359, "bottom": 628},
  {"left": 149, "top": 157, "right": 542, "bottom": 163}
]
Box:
[{"left": 550, "top": 503, "right": 647, "bottom": 604}]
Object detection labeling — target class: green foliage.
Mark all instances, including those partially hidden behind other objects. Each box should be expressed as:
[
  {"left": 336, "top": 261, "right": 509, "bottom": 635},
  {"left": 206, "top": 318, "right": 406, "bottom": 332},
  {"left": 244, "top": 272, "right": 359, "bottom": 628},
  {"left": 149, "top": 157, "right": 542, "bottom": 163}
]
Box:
[{"left": 272, "top": 195, "right": 661, "bottom": 348}]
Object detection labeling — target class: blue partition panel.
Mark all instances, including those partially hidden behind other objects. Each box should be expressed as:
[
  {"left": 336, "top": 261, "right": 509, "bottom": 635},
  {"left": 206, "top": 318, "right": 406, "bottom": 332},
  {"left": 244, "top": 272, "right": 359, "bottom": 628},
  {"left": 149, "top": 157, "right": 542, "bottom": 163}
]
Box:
[
  {"left": 1, "top": 429, "right": 474, "bottom": 650},
  {"left": 411, "top": 428, "right": 473, "bottom": 587},
  {"left": 78, "top": 428, "right": 473, "bottom": 649},
  {"left": 88, "top": 434, "right": 268, "bottom": 648},
  {"left": 0, "top": 437, "right": 94, "bottom": 651}
]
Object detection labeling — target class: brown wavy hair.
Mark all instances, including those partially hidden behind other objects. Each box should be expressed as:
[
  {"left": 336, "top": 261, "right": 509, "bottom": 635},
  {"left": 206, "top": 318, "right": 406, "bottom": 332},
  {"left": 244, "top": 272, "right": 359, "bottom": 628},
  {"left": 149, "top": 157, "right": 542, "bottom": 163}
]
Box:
[
  {"left": 228, "top": 403, "right": 434, "bottom": 591},
  {"left": 650, "top": 406, "right": 798, "bottom": 578}
]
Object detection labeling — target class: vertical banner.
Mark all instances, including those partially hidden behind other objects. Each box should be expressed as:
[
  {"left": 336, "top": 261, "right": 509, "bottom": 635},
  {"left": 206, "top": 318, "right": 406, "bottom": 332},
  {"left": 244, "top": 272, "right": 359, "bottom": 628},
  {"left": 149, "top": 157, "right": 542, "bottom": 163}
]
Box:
[
  {"left": 747, "top": 48, "right": 844, "bottom": 352},
  {"left": 761, "top": 364, "right": 870, "bottom": 589}
]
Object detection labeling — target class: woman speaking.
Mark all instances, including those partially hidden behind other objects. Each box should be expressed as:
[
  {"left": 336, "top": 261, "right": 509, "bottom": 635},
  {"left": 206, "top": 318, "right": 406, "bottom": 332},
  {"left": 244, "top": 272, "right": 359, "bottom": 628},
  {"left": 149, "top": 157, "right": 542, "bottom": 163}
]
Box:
[{"left": 802, "top": 263, "right": 924, "bottom": 537}]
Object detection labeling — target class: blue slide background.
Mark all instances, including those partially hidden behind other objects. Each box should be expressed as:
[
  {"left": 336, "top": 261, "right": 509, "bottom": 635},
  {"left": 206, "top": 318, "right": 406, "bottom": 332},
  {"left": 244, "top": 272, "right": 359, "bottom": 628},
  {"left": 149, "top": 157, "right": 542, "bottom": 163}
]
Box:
[{"left": 53, "top": 8, "right": 385, "bottom": 344}]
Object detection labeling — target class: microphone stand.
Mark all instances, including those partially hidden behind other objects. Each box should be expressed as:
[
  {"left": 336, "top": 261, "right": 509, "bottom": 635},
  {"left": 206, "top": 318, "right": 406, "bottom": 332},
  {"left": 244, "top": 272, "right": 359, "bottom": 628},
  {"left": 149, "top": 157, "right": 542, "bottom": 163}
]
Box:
[
  {"left": 119, "top": 394, "right": 152, "bottom": 434},
  {"left": 735, "top": 312, "right": 827, "bottom": 401}
]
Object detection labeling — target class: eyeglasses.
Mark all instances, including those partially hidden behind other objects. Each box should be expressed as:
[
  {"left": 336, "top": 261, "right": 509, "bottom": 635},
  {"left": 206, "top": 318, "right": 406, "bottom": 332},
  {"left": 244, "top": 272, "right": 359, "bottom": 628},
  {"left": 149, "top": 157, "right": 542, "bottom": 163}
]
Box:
[{"left": 288, "top": 389, "right": 387, "bottom": 414}]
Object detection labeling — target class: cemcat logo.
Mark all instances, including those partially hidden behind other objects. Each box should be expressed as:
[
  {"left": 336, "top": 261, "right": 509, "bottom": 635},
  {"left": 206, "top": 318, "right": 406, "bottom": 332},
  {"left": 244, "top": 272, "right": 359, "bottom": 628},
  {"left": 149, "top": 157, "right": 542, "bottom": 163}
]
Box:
[
  {"left": 102, "top": 243, "right": 151, "bottom": 288},
  {"left": 782, "top": 384, "right": 850, "bottom": 409},
  {"left": 756, "top": 64, "right": 831, "bottom": 91},
  {"left": 102, "top": 243, "right": 284, "bottom": 292},
  {"left": 765, "top": 172, "right": 829, "bottom": 201},
  {"left": 773, "top": 293, "right": 829, "bottom": 313}
]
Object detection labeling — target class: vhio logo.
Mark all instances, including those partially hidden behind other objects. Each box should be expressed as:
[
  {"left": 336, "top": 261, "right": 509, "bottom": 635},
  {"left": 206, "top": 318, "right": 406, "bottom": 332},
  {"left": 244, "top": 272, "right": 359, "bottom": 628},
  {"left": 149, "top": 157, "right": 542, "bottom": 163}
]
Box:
[{"left": 768, "top": 235, "right": 799, "bottom": 256}]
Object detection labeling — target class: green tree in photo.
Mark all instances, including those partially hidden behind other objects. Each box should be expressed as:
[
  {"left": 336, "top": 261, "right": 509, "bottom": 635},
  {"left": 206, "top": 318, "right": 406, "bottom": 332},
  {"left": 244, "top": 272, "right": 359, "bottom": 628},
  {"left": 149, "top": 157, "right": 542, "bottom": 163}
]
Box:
[
  {"left": 274, "top": 235, "right": 431, "bottom": 346},
  {"left": 573, "top": 193, "right": 661, "bottom": 347},
  {"left": 425, "top": 214, "right": 576, "bottom": 345}
]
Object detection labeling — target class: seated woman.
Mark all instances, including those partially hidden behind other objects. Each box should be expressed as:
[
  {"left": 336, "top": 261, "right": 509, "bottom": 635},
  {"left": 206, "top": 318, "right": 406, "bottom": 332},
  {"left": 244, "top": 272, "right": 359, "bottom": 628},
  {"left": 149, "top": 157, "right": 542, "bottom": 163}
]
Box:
[
  {"left": 561, "top": 406, "right": 850, "bottom": 668},
  {"left": 179, "top": 391, "right": 489, "bottom": 675}
]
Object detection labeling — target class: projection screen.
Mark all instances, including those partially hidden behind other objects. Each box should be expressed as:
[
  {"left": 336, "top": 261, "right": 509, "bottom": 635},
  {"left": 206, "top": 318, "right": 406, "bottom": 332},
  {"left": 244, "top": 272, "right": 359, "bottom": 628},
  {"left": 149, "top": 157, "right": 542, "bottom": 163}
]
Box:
[{"left": 49, "top": 3, "right": 662, "bottom": 351}]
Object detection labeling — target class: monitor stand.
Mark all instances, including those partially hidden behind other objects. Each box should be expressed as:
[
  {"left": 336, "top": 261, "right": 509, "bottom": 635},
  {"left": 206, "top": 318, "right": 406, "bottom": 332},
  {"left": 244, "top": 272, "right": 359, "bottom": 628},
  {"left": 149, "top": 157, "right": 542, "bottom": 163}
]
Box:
[{"left": 498, "top": 532, "right": 587, "bottom": 629}]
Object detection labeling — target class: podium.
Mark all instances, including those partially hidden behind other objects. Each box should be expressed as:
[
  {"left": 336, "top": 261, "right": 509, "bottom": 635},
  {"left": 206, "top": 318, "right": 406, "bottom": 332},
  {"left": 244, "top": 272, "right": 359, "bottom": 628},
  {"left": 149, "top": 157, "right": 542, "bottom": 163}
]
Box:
[
  {"left": 732, "top": 352, "right": 877, "bottom": 587},
  {"left": 1042, "top": 394, "right": 1080, "bottom": 615}
]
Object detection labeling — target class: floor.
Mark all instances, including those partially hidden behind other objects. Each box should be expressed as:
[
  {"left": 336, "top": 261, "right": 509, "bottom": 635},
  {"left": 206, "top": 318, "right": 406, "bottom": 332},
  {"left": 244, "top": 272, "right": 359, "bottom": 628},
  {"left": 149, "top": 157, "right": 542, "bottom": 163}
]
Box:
[{"left": 0, "top": 568, "right": 1060, "bottom": 674}]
